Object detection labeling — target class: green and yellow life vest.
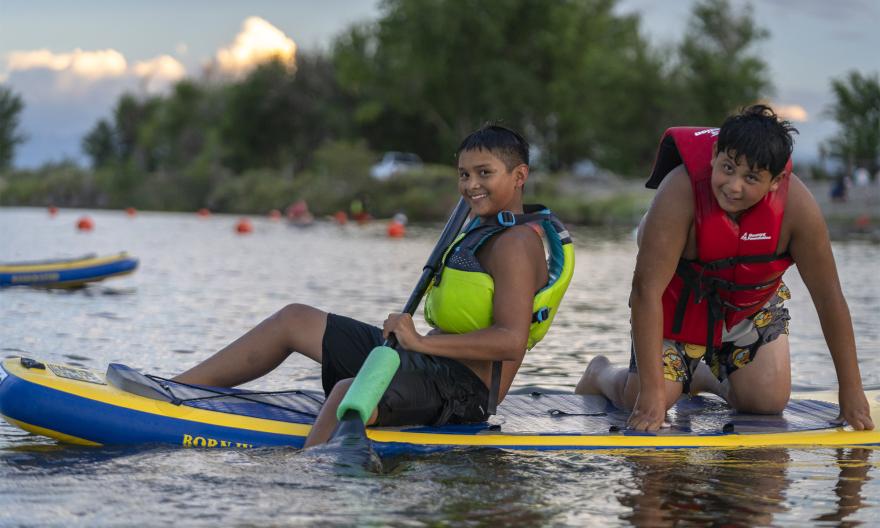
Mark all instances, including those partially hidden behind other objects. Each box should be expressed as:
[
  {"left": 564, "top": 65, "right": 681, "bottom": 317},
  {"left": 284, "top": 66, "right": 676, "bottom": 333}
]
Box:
[{"left": 424, "top": 204, "right": 574, "bottom": 350}]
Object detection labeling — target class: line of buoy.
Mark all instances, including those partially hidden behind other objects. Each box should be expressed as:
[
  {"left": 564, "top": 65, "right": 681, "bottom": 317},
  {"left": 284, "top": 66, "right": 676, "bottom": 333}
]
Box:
[{"left": 58, "top": 206, "right": 412, "bottom": 238}]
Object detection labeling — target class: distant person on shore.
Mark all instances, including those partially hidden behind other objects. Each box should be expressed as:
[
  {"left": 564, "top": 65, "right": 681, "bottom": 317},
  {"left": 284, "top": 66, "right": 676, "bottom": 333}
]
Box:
[
  {"left": 174, "top": 125, "right": 574, "bottom": 446},
  {"left": 576, "top": 105, "right": 874, "bottom": 432},
  {"left": 829, "top": 175, "right": 848, "bottom": 202},
  {"left": 286, "top": 199, "right": 314, "bottom": 226}
]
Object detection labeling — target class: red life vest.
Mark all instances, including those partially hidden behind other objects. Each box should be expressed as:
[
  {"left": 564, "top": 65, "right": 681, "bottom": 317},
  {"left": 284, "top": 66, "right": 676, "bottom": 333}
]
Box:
[{"left": 646, "top": 127, "right": 794, "bottom": 350}]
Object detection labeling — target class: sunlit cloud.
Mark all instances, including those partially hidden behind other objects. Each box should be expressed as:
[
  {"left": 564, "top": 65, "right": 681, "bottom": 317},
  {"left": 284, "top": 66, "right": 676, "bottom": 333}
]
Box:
[
  {"left": 774, "top": 104, "right": 809, "bottom": 122},
  {"left": 6, "top": 48, "right": 127, "bottom": 80},
  {"left": 214, "top": 16, "right": 296, "bottom": 76},
  {"left": 133, "top": 55, "right": 186, "bottom": 93}
]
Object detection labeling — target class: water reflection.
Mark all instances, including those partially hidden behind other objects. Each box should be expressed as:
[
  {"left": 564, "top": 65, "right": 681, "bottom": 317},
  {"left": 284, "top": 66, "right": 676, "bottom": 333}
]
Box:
[
  {"left": 616, "top": 447, "right": 874, "bottom": 526},
  {"left": 813, "top": 448, "right": 873, "bottom": 524},
  {"left": 618, "top": 449, "right": 790, "bottom": 525}
]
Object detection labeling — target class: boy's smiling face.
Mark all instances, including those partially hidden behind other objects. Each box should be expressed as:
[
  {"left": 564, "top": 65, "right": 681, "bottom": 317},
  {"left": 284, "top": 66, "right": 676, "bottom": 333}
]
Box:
[
  {"left": 457, "top": 148, "right": 527, "bottom": 217},
  {"left": 710, "top": 147, "right": 782, "bottom": 215}
]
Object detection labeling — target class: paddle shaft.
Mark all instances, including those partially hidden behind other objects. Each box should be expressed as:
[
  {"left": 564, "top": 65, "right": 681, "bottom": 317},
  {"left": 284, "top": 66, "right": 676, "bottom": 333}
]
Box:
[
  {"left": 335, "top": 198, "right": 471, "bottom": 425},
  {"left": 385, "top": 197, "right": 472, "bottom": 347}
]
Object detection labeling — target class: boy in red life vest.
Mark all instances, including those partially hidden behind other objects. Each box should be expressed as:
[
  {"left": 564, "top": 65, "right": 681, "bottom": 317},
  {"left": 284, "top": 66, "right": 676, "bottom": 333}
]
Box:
[{"left": 576, "top": 105, "right": 874, "bottom": 432}]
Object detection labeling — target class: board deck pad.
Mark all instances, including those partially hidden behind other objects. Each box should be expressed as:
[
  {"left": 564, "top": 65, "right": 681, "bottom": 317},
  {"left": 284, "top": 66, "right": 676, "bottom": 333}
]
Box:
[{"left": 108, "top": 364, "right": 841, "bottom": 437}]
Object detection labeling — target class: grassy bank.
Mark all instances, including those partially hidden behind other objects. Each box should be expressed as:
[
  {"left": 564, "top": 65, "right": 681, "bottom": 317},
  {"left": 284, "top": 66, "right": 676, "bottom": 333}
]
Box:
[{"left": 0, "top": 143, "right": 652, "bottom": 226}]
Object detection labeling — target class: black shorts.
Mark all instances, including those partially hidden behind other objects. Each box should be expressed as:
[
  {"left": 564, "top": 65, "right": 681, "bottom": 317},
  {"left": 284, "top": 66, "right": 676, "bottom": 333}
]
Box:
[{"left": 321, "top": 313, "right": 490, "bottom": 427}]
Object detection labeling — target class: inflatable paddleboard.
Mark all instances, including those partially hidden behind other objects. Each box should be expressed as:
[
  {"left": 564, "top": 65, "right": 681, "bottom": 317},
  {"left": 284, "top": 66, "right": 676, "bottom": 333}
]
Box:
[
  {"left": 0, "top": 253, "right": 138, "bottom": 288},
  {"left": 1, "top": 357, "right": 878, "bottom": 455}
]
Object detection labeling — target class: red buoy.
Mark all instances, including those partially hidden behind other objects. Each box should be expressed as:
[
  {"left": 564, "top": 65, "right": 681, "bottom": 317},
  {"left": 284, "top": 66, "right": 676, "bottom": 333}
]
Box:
[
  {"left": 125, "top": 207, "right": 137, "bottom": 217},
  {"left": 333, "top": 211, "right": 348, "bottom": 225},
  {"left": 236, "top": 217, "right": 253, "bottom": 234},
  {"left": 76, "top": 216, "right": 94, "bottom": 231},
  {"left": 387, "top": 220, "right": 406, "bottom": 238},
  {"left": 48, "top": 205, "right": 58, "bottom": 217},
  {"left": 197, "top": 208, "right": 211, "bottom": 218},
  {"left": 268, "top": 209, "right": 282, "bottom": 221}
]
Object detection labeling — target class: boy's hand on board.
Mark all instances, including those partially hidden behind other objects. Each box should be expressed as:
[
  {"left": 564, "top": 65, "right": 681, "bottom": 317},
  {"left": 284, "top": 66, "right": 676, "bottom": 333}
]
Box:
[
  {"left": 838, "top": 385, "right": 875, "bottom": 430},
  {"left": 627, "top": 391, "right": 668, "bottom": 432}
]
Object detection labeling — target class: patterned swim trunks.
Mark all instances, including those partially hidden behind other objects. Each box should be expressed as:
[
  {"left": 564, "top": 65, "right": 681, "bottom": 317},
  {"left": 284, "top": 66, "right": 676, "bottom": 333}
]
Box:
[{"left": 630, "top": 282, "right": 791, "bottom": 388}]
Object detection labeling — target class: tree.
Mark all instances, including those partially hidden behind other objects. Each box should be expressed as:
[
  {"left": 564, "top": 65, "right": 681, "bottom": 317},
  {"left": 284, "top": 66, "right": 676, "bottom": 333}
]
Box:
[
  {"left": 82, "top": 119, "right": 117, "bottom": 169},
  {"left": 333, "top": 0, "right": 670, "bottom": 174},
  {"left": 675, "top": 0, "right": 772, "bottom": 125},
  {"left": 0, "top": 85, "right": 25, "bottom": 171},
  {"left": 220, "top": 53, "right": 354, "bottom": 173},
  {"left": 825, "top": 71, "right": 880, "bottom": 176}
]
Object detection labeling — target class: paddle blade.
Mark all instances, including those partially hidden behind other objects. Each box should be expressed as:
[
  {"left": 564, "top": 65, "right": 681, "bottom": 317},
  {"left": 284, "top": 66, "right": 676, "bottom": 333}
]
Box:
[
  {"left": 306, "top": 411, "right": 383, "bottom": 474},
  {"left": 336, "top": 345, "right": 400, "bottom": 424}
]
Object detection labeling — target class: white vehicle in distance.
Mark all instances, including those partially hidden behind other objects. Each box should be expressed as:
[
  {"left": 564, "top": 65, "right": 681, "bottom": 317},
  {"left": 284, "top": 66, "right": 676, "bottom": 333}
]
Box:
[{"left": 370, "top": 151, "right": 423, "bottom": 181}]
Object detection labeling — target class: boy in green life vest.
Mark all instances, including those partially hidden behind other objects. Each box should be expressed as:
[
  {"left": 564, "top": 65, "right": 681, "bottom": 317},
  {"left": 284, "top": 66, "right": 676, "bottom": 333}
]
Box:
[
  {"left": 576, "top": 105, "right": 873, "bottom": 432},
  {"left": 175, "top": 125, "right": 574, "bottom": 446}
]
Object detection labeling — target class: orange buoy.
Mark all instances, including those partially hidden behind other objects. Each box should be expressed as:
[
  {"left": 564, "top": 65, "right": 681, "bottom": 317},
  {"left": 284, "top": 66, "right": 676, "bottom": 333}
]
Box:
[
  {"left": 333, "top": 211, "right": 348, "bottom": 225},
  {"left": 197, "top": 208, "right": 211, "bottom": 217},
  {"left": 268, "top": 209, "right": 282, "bottom": 221},
  {"left": 76, "top": 216, "right": 94, "bottom": 231},
  {"left": 387, "top": 220, "right": 406, "bottom": 238},
  {"left": 236, "top": 217, "right": 253, "bottom": 234},
  {"left": 48, "top": 205, "right": 59, "bottom": 217},
  {"left": 125, "top": 207, "right": 137, "bottom": 217}
]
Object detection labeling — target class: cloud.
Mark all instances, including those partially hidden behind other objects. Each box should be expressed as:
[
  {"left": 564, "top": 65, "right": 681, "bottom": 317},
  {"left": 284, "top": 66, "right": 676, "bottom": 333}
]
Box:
[
  {"left": 2, "top": 47, "right": 188, "bottom": 167},
  {"left": 6, "top": 48, "right": 127, "bottom": 80},
  {"left": 133, "top": 55, "right": 186, "bottom": 94},
  {"left": 214, "top": 16, "right": 297, "bottom": 76},
  {"left": 774, "top": 104, "right": 809, "bottom": 122}
]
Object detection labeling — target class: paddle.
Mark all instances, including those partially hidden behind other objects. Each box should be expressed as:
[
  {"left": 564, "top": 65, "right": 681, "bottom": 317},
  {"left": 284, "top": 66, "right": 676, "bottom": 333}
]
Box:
[{"left": 328, "top": 197, "right": 472, "bottom": 442}]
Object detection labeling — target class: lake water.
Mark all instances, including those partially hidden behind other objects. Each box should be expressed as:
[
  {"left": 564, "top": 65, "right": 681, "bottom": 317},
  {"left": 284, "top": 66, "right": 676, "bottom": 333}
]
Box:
[{"left": 1, "top": 206, "right": 879, "bottom": 526}]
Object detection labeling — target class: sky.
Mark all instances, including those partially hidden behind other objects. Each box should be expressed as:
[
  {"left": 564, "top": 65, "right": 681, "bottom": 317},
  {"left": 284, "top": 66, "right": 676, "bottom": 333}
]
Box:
[{"left": 1, "top": 0, "right": 877, "bottom": 168}]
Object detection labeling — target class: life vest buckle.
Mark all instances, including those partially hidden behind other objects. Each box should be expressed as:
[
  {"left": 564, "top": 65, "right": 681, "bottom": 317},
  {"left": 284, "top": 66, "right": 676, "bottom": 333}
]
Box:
[{"left": 497, "top": 211, "right": 516, "bottom": 226}]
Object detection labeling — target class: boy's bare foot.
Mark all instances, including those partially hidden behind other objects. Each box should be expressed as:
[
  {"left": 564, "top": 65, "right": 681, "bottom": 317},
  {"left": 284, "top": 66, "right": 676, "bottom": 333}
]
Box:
[
  {"left": 575, "top": 355, "right": 611, "bottom": 395},
  {"left": 689, "top": 362, "right": 728, "bottom": 400}
]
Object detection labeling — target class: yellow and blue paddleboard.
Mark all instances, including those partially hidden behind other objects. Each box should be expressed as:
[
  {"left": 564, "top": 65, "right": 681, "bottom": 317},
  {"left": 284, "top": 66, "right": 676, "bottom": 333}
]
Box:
[
  {"left": 1, "top": 357, "right": 879, "bottom": 455},
  {"left": 0, "top": 252, "right": 138, "bottom": 288}
]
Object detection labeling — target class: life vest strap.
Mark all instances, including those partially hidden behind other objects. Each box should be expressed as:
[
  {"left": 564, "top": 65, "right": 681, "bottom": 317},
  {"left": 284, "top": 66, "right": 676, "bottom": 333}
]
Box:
[
  {"left": 699, "top": 252, "right": 790, "bottom": 271},
  {"left": 487, "top": 360, "right": 503, "bottom": 415},
  {"left": 670, "top": 258, "right": 778, "bottom": 343}
]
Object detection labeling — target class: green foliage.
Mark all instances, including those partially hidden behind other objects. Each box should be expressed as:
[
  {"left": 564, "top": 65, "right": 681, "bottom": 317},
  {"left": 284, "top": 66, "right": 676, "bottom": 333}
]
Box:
[
  {"left": 529, "top": 179, "right": 651, "bottom": 226},
  {"left": 220, "top": 53, "right": 355, "bottom": 173},
  {"left": 332, "top": 0, "right": 671, "bottom": 175},
  {"left": 293, "top": 140, "right": 377, "bottom": 214},
  {"left": 208, "top": 168, "right": 295, "bottom": 214},
  {"left": 0, "top": 85, "right": 25, "bottom": 171},
  {"left": 675, "top": 0, "right": 772, "bottom": 124},
  {"left": 825, "top": 71, "right": 880, "bottom": 174},
  {"left": 368, "top": 165, "right": 459, "bottom": 221},
  {"left": 0, "top": 161, "right": 98, "bottom": 207},
  {"left": 82, "top": 120, "right": 117, "bottom": 169}
]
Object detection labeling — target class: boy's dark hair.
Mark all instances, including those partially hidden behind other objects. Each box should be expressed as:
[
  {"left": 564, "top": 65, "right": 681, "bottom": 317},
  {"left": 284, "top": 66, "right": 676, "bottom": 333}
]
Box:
[
  {"left": 717, "top": 104, "right": 799, "bottom": 177},
  {"left": 457, "top": 124, "right": 529, "bottom": 170}
]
